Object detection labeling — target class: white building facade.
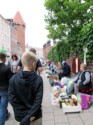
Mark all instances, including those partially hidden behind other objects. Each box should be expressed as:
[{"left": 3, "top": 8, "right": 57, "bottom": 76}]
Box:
[
  {"left": 0, "top": 15, "right": 11, "bottom": 56},
  {"left": 7, "top": 19, "right": 18, "bottom": 56},
  {"left": 17, "top": 42, "right": 22, "bottom": 59},
  {"left": 35, "top": 48, "right": 43, "bottom": 58}
]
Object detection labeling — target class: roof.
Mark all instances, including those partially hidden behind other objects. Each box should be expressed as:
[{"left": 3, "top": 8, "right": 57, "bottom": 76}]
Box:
[{"left": 13, "top": 11, "right": 25, "bottom": 25}]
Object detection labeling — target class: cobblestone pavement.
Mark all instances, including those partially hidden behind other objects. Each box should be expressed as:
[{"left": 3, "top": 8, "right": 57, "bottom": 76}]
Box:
[{"left": 6, "top": 71, "right": 93, "bottom": 125}]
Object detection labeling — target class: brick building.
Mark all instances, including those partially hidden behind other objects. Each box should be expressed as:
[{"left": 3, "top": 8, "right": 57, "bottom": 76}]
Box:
[
  {"left": 43, "top": 40, "right": 52, "bottom": 59},
  {"left": 43, "top": 40, "right": 57, "bottom": 59},
  {"left": 13, "top": 11, "right": 26, "bottom": 52},
  {"left": 17, "top": 42, "right": 22, "bottom": 58}
]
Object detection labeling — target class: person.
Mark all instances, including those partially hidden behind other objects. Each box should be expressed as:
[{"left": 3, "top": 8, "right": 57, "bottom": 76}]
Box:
[
  {"left": 51, "top": 68, "right": 56, "bottom": 76},
  {"left": 0, "top": 52, "right": 12, "bottom": 125},
  {"left": 4, "top": 55, "right": 11, "bottom": 121},
  {"left": 17, "top": 48, "right": 43, "bottom": 74},
  {"left": 5, "top": 55, "right": 11, "bottom": 67},
  {"left": 57, "top": 62, "right": 62, "bottom": 70},
  {"left": 8, "top": 51, "right": 43, "bottom": 125},
  {"left": 10, "top": 54, "right": 19, "bottom": 74},
  {"left": 57, "top": 62, "right": 62, "bottom": 74},
  {"left": 58, "top": 61, "right": 71, "bottom": 80},
  {"left": 69, "top": 63, "right": 92, "bottom": 95}
]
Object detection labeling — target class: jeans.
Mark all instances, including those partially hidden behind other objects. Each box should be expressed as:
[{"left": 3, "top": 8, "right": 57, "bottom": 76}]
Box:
[
  {"left": 0, "top": 92, "right": 8, "bottom": 125},
  {"left": 6, "top": 109, "right": 10, "bottom": 120},
  {"left": 69, "top": 83, "right": 79, "bottom": 95}
]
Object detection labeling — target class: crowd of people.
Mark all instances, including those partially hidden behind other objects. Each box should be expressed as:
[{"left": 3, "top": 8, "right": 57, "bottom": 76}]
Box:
[
  {"left": 47, "top": 61, "right": 71, "bottom": 79},
  {"left": 0, "top": 48, "right": 92, "bottom": 125},
  {"left": 0, "top": 48, "right": 43, "bottom": 125},
  {"left": 47, "top": 59, "right": 92, "bottom": 95}
]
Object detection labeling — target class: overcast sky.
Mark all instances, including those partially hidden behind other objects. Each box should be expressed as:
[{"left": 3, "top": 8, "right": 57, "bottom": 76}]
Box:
[{"left": 0, "top": 0, "right": 49, "bottom": 48}]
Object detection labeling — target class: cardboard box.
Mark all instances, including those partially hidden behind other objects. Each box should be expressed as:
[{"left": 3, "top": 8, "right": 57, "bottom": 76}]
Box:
[{"left": 62, "top": 103, "right": 82, "bottom": 113}]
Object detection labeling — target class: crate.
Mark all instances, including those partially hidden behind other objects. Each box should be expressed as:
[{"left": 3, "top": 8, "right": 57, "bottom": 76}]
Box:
[{"left": 62, "top": 103, "right": 82, "bottom": 114}]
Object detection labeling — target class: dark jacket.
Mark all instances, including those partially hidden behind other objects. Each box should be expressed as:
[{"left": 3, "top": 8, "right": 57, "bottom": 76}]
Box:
[
  {"left": 62, "top": 63, "right": 71, "bottom": 77},
  {"left": 18, "top": 59, "right": 42, "bottom": 72},
  {"left": 74, "top": 71, "right": 92, "bottom": 90},
  {"left": 8, "top": 70, "right": 43, "bottom": 125},
  {"left": 0, "top": 63, "right": 12, "bottom": 92}
]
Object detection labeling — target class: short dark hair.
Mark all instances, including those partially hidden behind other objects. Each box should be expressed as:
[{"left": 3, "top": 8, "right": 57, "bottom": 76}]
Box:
[
  {"left": 29, "top": 48, "right": 36, "bottom": 54},
  {"left": 0, "top": 52, "right": 6, "bottom": 60},
  {"left": 11, "top": 54, "right": 18, "bottom": 60}
]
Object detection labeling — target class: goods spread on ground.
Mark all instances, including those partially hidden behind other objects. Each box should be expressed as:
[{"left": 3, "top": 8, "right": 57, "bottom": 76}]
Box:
[{"left": 46, "top": 67, "right": 93, "bottom": 113}]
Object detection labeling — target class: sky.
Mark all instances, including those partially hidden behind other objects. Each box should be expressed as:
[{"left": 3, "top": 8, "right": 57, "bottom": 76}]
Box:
[{"left": 0, "top": 0, "right": 49, "bottom": 48}]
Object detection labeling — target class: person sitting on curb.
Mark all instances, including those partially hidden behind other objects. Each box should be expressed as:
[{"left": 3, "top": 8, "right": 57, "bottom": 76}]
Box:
[
  {"left": 58, "top": 61, "right": 71, "bottom": 80},
  {"left": 69, "top": 63, "right": 92, "bottom": 95}
]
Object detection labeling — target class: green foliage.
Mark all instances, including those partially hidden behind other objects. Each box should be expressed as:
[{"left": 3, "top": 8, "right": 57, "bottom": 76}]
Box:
[
  {"left": 47, "top": 46, "right": 59, "bottom": 62},
  {"left": 47, "top": 40, "right": 70, "bottom": 62},
  {"left": 45, "top": 0, "right": 93, "bottom": 62},
  {"left": 56, "top": 40, "right": 70, "bottom": 61},
  {"left": 78, "top": 21, "right": 93, "bottom": 62},
  {"left": 0, "top": 49, "right": 7, "bottom": 54},
  {"left": 45, "top": 0, "right": 93, "bottom": 38}
]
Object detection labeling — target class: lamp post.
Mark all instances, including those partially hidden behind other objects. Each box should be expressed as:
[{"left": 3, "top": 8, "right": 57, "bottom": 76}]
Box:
[{"left": 83, "top": 48, "right": 88, "bottom": 64}]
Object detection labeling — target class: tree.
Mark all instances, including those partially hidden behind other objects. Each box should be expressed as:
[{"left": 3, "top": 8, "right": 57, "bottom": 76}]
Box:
[
  {"left": 47, "top": 40, "right": 70, "bottom": 62},
  {"left": 45, "top": 0, "right": 93, "bottom": 40},
  {"left": 78, "top": 21, "right": 93, "bottom": 61},
  {"left": 47, "top": 45, "right": 59, "bottom": 62},
  {"left": 45, "top": 0, "right": 93, "bottom": 62}
]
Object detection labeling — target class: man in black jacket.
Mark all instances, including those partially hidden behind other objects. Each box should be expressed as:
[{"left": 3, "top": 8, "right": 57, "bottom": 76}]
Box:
[
  {"left": 0, "top": 52, "right": 12, "bottom": 125},
  {"left": 8, "top": 51, "right": 43, "bottom": 125},
  {"left": 58, "top": 61, "right": 71, "bottom": 80},
  {"left": 17, "top": 48, "right": 43, "bottom": 75}
]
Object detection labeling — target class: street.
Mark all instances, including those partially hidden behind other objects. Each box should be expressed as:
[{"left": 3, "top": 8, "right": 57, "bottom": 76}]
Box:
[{"left": 6, "top": 71, "right": 93, "bottom": 125}]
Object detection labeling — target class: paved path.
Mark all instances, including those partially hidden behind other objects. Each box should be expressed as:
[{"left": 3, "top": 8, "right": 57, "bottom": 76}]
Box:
[{"left": 6, "top": 71, "right": 93, "bottom": 125}]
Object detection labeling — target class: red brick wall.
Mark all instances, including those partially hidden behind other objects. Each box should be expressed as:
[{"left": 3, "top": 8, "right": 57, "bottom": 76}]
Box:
[
  {"left": 87, "top": 63, "right": 93, "bottom": 81},
  {"left": 11, "top": 26, "right": 18, "bottom": 55},
  {"left": 16, "top": 25, "right": 25, "bottom": 52},
  {"left": 66, "top": 57, "right": 75, "bottom": 77},
  {"left": 66, "top": 57, "right": 93, "bottom": 80},
  {"left": 43, "top": 46, "right": 52, "bottom": 59},
  {"left": 43, "top": 48, "right": 47, "bottom": 59}
]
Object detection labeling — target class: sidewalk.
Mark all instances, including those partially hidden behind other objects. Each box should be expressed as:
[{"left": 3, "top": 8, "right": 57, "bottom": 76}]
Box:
[{"left": 6, "top": 71, "right": 93, "bottom": 125}]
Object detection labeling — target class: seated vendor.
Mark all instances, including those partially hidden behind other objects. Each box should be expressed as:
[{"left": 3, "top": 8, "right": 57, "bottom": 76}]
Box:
[
  {"left": 51, "top": 68, "right": 56, "bottom": 76},
  {"left": 69, "top": 63, "right": 92, "bottom": 95},
  {"left": 58, "top": 61, "right": 71, "bottom": 80}
]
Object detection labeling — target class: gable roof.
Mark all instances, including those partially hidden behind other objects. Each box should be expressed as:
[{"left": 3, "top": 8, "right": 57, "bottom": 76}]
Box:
[{"left": 13, "top": 11, "right": 25, "bottom": 25}]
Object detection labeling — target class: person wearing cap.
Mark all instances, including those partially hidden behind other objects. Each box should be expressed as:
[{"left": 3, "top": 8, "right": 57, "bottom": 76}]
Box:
[
  {"left": 0, "top": 52, "right": 12, "bottom": 125},
  {"left": 58, "top": 61, "right": 71, "bottom": 80}
]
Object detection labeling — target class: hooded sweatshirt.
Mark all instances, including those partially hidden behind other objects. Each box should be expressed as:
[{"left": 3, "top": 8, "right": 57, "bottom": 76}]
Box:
[
  {"left": 0, "top": 63, "right": 12, "bottom": 92},
  {"left": 8, "top": 70, "right": 43, "bottom": 125}
]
